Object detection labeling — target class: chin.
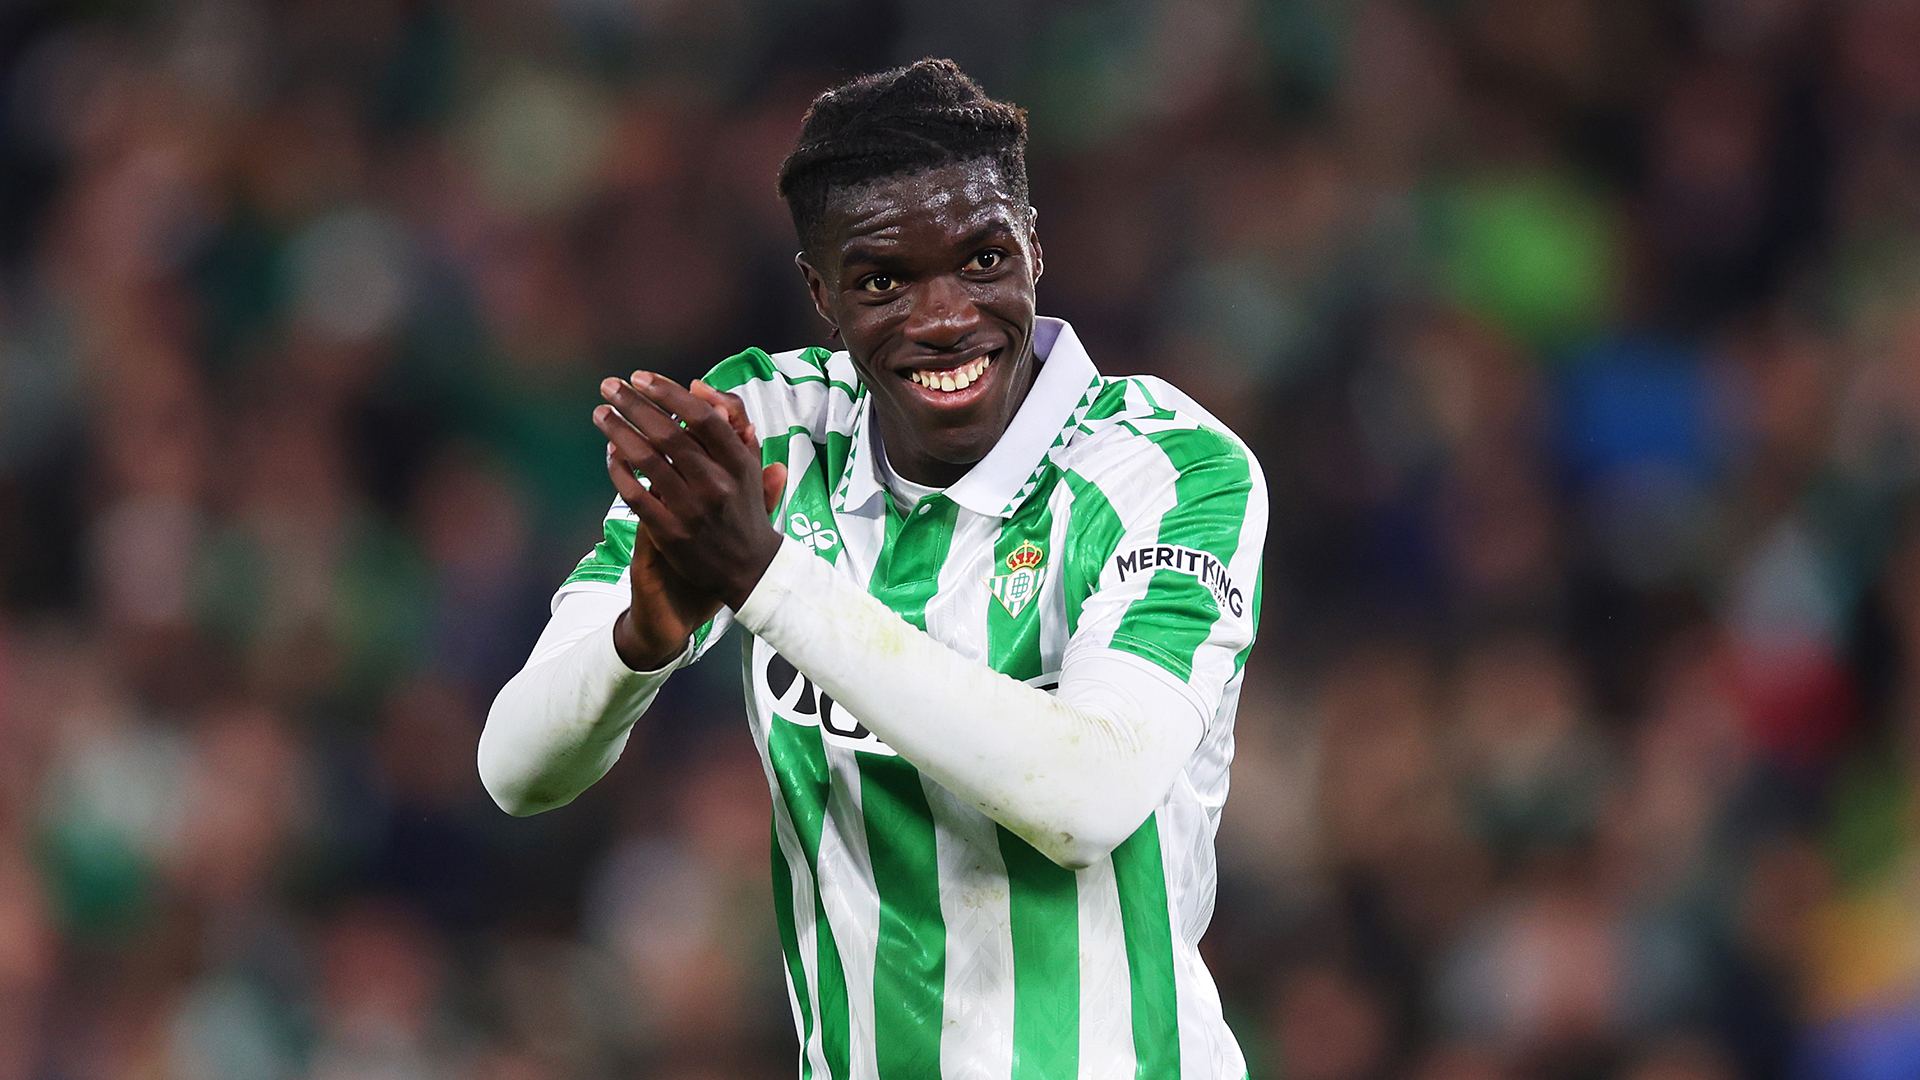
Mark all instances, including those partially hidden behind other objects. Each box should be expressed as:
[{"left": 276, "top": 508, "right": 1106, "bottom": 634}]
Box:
[{"left": 894, "top": 424, "right": 994, "bottom": 475}]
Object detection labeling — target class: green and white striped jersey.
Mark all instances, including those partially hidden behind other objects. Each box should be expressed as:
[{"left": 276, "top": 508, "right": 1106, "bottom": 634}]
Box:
[{"left": 564, "top": 319, "right": 1265, "bottom": 1079}]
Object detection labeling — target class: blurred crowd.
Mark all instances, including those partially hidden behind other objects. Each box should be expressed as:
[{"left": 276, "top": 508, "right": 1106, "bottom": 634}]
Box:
[{"left": 2, "top": 0, "right": 1920, "bottom": 1078}]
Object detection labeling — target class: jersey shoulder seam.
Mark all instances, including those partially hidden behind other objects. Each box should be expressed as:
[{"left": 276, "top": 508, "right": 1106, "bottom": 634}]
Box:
[
  {"left": 1062, "top": 378, "right": 1253, "bottom": 482},
  {"left": 709, "top": 346, "right": 864, "bottom": 443}
]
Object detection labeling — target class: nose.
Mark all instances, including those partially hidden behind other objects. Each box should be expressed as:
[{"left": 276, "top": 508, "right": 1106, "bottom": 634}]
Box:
[{"left": 902, "top": 274, "right": 981, "bottom": 351}]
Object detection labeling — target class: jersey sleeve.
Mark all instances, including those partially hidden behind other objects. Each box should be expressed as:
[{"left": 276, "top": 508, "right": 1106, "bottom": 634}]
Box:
[
  {"left": 1062, "top": 427, "right": 1266, "bottom": 723},
  {"left": 701, "top": 345, "right": 849, "bottom": 445},
  {"left": 558, "top": 501, "right": 735, "bottom": 665},
  {"left": 562, "top": 498, "right": 639, "bottom": 588}
]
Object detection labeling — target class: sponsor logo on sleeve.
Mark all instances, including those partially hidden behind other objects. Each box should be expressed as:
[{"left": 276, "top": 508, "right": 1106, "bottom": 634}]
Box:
[{"left": 1112, "top": 543, "right": 1246, "bottom": 618}]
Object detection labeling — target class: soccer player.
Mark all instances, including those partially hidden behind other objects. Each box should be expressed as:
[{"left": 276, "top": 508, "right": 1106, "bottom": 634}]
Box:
[{"left": 479, "top": 59, "right": 1267, "bottom": 1079}]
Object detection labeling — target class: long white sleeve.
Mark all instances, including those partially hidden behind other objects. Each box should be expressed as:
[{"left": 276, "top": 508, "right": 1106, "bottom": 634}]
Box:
[
  {"left": 737, "top": 537, "right": 1206, "bottom": 869},
  {"left": 478, "top": 586, "right": 686, "bottom": 815}
]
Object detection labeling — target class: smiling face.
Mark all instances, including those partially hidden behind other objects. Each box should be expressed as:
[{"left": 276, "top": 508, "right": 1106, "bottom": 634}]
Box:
[{"left": 797, "top": 160, "right": 1044, "bottom": 488}]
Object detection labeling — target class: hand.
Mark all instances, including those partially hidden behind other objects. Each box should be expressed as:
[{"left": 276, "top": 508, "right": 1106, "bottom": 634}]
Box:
[
  {"left": 595, "top": 374, "right": 788, "bottom": 654},
  {"left": 608, "top": 521, "right": 722, "bottom": 672}
]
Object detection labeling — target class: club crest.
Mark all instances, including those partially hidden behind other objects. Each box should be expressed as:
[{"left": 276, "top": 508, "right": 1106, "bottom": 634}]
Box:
[{"left": 987, "top": 540, "right": 1047, "bottom": 618}]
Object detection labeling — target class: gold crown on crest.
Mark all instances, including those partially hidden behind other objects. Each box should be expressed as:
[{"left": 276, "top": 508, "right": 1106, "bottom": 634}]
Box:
[{"left": 1005, "top": 541, "right": 1044, "bottom": 572}]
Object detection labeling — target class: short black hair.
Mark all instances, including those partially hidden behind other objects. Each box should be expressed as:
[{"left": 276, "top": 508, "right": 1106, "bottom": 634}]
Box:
[{"left": 777, "top": 58, "right": 1030, "bottom": 257}]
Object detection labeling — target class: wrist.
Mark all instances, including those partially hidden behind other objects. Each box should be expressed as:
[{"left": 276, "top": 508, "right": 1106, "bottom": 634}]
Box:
[
  {"left": 734, "top": 535, "right": 810, "bottom": 635},
  {"left": 721, "top": 527, "right": 785, "bottom": 612},
  {"left": 612, "top": 609, "right": 687, "bottom": 672}
]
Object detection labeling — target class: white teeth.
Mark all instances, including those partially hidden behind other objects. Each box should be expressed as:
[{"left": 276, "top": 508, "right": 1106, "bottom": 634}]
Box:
[{"left": 910, "top": 354, "right": 993, "bottom": 392}]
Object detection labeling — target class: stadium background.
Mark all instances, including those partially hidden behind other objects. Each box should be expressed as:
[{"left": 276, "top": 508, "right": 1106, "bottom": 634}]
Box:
[{"left": 0, "top": 0, "right": 1916, "bottom": 1077}]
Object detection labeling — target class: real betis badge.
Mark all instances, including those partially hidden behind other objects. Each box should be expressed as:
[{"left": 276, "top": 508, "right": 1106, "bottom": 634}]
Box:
[{"left": 987, "top": 540, "right": 1047, "bottom": 618}]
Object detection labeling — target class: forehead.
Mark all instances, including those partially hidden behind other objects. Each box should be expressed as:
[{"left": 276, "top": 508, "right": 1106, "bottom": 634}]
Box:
[{"left": 821, "top": 161, "right": 1024, "bottom": 260}]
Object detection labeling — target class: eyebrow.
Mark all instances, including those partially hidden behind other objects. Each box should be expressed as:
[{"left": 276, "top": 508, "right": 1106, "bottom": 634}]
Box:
[
  {"left": 954, "top": 222, "right": 1017, "bottom": 251},
  {"left": 838, "top": 239, "right": 907, "bottom": 269},
  {"left": 838, "top": 220, "right": 1019, "bottom": 268}
]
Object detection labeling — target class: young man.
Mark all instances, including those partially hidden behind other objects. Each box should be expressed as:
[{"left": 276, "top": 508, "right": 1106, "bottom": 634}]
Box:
[{"left": 480, "top": 59, "right": 1266, "bottom": 1079}]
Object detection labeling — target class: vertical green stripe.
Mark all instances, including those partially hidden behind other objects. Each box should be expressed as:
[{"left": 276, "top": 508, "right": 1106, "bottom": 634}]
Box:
[
  {"left": 825, "top": 429, "right": 852, "bottom": 476},
  {"left": 1083, "top": 378, "right": 1130, "bottom": 422},
  {"left": 870, "top": 495, "right": 959, "bottom": 628},
  {"left": 769, "top": 826, "right": 814, "bottom": 1080},
  {"left": 862, "top": 492, "right": 957, "bottom": 1076},
  {"left": 862, "top": 758, "right": 945, "bottom": 1078},
  {"left": 813, "top": 901, "right": 850, "bottom": 1079},
  {"left": 1113, "top": 816, "right": 1180, "bottom": 1079},
  {"left": 761, "top": 429, "right": 798, "bottom": 476},
  {"left": 1235, "top": 569, "right": 1264, "bottom": 675},
  {"left": 824, "top": 385, "right": 858, "bottom": 504},
  {"left": 760, "top": 422, "right": 852, "bottom": 1076},
  {"left": 766, "top": 718, "right": 851, "bottom": 1080},
  {"left": 999, "top": 827, "right": 1080, "bottom": 1080},
  {"left": 984, "top": 487, "right": 1079, "bottom": 1078},
  {"left": 781, "top": 436, "right": 846, "bottom": 566},
  {"left": 987, "top": 487, "right": 1055, "bottom": 679},
  {"left": 986, "top": 470, "right": 1081, "bottom": 1080},
  {"left": 1060, "top": 471, "right": 1126, "bottom": 637}
]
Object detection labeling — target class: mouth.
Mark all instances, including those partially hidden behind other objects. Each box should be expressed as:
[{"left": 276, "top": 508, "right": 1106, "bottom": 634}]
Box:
[{"left": 902, "top": 349, "right": 998, "bottom": 398}]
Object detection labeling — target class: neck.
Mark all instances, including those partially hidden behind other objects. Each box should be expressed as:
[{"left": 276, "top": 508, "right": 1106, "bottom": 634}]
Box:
[{"left": 878, "top": 429, "right": 981, "bottom": 488}]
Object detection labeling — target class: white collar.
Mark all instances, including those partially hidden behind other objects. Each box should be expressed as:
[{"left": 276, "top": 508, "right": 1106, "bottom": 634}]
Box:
[{"left": 832, "top": 317, "right": 1102, "bottom": 519}]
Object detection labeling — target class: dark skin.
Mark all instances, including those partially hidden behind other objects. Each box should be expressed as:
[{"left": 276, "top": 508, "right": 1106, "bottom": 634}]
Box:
[
  {"left": 594, "top": 159, "right": 1044, "bottom": 669},
  {"left": 798, "top": 160, "right": 1044, "bottom": 486}
]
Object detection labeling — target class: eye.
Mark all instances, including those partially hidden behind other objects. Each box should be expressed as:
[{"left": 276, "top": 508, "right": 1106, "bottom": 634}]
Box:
[
  {"left": 860, "top": 274, "right": 898, "bottom": 294},
  {"left": 965, "top": 251, "right": 1004, "bottom": 272}
]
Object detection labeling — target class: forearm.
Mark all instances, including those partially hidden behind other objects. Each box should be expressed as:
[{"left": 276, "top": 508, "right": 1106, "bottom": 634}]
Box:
[
  {"left": 479, "top": 589, "right": 684, "bottom": 815},
  {"left": 736, "top": 538, "right": 1204, "bottom": 869}
]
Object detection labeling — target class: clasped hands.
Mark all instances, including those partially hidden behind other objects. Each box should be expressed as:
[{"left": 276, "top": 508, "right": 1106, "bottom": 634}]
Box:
[{"left": 593, "top": 373, "right": 788, "bottom": 671}]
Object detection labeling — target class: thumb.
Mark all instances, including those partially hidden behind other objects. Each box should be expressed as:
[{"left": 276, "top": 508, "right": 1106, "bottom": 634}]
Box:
[
  {"left": 762, "top": 462, "right": 788, "bottom": 515},
  {"left": 631, "top": 517, "right": 661, "bottom": 562}
]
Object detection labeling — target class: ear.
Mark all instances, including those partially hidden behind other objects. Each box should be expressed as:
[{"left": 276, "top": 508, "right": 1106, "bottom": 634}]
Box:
[
  {"left": 796, "top": 253, "right": 838, "bottom": 337},
  {"left": 1026, "top": 207, "right": 1044, "bottom": 286}
]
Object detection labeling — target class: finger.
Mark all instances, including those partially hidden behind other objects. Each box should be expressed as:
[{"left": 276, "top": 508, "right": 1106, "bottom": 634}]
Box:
[
  {"left": 603, "top": 439, "right": 658, "bottom": 523},
  {"left": 595, "top": 401, "right": 694, "bottom": 510},
  {"left": 605, "top": 446, "right": 697, "bottom": 549},
  {"left": 633, "top": 372, "right": 742, "bottom": 464},
  {"left": 633, "top": 372, "right": 755, "bottom": 471},
  {"left": 603, "top": 449, "right": 677, "bottom": 544},
  {"left": 692, "top": 380, "right": 757, "bottom": 448},
  {"left": 693, "top": 384, "right": 771, "bottom": 499},
  {"left": 600, "top": 378, "right": 717, "bottom": 490},
  {"left": 600, "top": 375, "right": 685, "bottom": 453},
  {"left": 762, "top": 462, "right": 787, "bottom": 515},
  {"left": 625, "top": 482, "right": 691, "bottom": 549},
  {"left": 607, "top": 376, "right": 729, "bottom": 487}
]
